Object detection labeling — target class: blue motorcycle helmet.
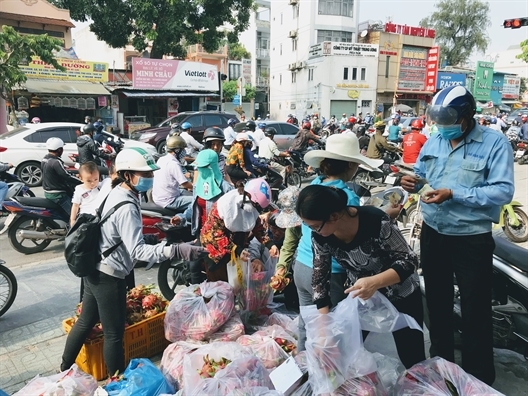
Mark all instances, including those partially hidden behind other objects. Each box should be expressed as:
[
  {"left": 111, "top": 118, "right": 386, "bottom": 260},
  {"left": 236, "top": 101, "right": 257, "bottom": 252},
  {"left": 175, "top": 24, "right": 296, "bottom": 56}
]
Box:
[
  {"left": 181, "top": 121, "right": 192, "bottom": 131},
  {"left": 426, "top": 85, "right": 476, "bottom": 126},
  {"left": 258, "top": 122, "right": 266, "bottom": 129}
]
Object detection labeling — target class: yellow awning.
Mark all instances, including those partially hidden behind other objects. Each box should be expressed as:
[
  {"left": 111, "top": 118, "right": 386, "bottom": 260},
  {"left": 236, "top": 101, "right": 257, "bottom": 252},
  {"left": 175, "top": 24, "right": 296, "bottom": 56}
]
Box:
[{"left": 22, "top": 79, "right": 109, "bottom": 95}]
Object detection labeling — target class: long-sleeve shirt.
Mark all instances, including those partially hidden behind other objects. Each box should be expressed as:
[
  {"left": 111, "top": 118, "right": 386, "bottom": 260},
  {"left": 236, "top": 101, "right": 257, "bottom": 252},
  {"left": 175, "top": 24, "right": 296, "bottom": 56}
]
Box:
[
  {"left": 243, "top": 147, "right": 268, "bottom": 174},
  {"left": 224, "top": 126, "right": 237, "bottom": 146},
  {"left": 311, "top": 206, "right": 419, "bottom": 310},
  {"left": 276, "top": 226, "right": 302, "bottom": 270},
  {"left": 225, "top": 142, "right": 245, "bottom": 168},
  {"left": 520, "top": 123, "right": 528, "bottom": 140},
  {"left": 414, "top": 124, "right": 514, "bottom": 236},
  {"left": 97, "top": 186, "right": 171, "bottom": 279},
  {"left": 0, "top": 162, "right": 10, "bottom": 173},
  {"left": 366, "top": 131, "right": 398, "bottom": 159}
]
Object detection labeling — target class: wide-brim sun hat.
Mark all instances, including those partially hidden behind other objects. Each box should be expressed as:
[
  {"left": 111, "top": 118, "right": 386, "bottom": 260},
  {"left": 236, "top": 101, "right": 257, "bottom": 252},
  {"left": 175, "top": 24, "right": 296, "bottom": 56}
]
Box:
[{"left": 304, "top": 133, "right": 384, "bottom": 169}]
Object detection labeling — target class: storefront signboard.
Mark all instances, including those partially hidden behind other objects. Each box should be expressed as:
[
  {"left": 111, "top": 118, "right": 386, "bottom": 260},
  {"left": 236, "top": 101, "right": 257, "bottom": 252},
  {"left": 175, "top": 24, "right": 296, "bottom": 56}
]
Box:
[
  {"left": 437, "top": 72, "right": 466, "bottom": 89},
  {"left": 473, "top": 61, "right": 494, "bottom": 101},
  {"left": 132, "top": 58, "right": 219, "bottom": 91},
  {"left": 19, "top": 57, "right": 109, "bottom": 82},
  {"left": 425, "top": 47, "right": 439, "bottom": 92},
  {"left": 502, "top": 75, "right": 521, "bottom": 99},
  {"left": 397, "top": 46, "right": 429, "bottom": 91}
]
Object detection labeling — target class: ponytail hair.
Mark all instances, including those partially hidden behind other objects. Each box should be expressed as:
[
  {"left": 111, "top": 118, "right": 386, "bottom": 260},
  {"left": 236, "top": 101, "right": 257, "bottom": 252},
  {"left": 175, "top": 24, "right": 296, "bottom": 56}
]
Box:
[
  {"left": 296, "top": 185, "right": 348, "bottom": 221},
  {"left": 111, "top": 170, "right": 129, "bottom": 189}
]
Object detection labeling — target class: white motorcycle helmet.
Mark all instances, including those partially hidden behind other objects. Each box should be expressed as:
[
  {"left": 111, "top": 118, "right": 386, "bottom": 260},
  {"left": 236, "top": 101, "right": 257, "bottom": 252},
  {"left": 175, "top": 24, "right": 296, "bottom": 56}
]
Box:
[
  {"left": 46, "top": 137, "right": 65, "bottom": 150},
  {"left": 115, "top": 148, "right": 160, "bottom": 172}
]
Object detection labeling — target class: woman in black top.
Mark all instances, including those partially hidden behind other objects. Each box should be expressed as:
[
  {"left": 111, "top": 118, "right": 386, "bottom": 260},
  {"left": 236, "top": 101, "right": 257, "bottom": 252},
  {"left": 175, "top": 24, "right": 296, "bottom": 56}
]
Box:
[{"left": 296, "top": 184, "right": 425, "bottom": 368}]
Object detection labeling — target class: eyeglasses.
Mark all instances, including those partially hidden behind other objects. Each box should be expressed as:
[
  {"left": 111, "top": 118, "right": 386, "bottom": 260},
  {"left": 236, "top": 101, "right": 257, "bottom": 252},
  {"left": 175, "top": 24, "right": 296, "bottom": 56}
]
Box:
[{"left": 303, "top": 219, "right": 327, "bottom": 233}]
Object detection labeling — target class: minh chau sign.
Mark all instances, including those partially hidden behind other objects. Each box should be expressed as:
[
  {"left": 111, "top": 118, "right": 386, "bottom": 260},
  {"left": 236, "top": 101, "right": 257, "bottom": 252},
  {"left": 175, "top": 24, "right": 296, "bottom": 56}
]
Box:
[{"left": 132, "top": 58, "right": 218, "bottom": 91}]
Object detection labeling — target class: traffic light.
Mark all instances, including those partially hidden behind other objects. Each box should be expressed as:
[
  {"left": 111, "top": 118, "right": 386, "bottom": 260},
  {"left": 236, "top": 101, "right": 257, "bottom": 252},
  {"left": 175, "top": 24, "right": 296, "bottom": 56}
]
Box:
[{"left": 503, "top": 17, "right": 528, "bottom": 29}]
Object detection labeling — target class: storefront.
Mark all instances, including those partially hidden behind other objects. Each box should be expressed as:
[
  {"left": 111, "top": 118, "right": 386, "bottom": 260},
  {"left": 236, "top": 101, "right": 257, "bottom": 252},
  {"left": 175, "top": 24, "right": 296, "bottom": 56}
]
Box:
[{"left": 14, "top": 57, "right": 110, "bottom": 124}]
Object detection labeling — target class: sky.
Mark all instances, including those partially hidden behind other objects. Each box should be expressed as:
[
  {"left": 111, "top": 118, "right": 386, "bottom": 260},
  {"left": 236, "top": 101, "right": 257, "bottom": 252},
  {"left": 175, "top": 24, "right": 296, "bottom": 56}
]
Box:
[{"left": 358, "top": 0, "right": 528, "bottom": 59}]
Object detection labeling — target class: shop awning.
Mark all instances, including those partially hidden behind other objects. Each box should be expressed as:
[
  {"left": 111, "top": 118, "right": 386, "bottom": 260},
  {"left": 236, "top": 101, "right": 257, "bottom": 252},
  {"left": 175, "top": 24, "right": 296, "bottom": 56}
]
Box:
[
  {"left": 23, "top": 80, "right": 109, "bottom": 95},
  {"left": 120, "top": 91, "right": 219, "bottom": 98}
]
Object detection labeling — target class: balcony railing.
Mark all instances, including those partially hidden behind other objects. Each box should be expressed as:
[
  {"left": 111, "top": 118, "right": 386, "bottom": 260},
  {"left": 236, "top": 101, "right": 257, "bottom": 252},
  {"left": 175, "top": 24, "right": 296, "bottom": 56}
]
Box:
[
  {"left": 256, "top": 76, "right": 269, "bottom": 87},
  {"left": 256, "top": 48, "right": 270, "bottom": 59},
  {"left": 187, "top": 44, "right": 228, "bottom": 56}
]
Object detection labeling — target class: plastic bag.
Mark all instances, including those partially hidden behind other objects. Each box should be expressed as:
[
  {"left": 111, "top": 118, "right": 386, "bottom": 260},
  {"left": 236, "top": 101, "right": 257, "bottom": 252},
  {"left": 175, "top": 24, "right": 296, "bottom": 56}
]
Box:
[
  {"left": 240, "top": 257, "right": 275, "bottom": 315},
  {"left": 13, "top": 364, "right": 98, "bottom": 396},
  {"left": 104, "top": 358, "right": 174, "bottom": 396},
  {"left": 209, "top": 312, "right": 245, "bottom": 342},
  {"left": 393, "top": 357, "right": 505, "bottom": 395},
  {"left": 333, "top": 371, "right": 387, "bottom": 396},
  {"left": 264, "top": 312, "right": 298, "bottom": 339},
  {"left": 164, "top": 281, "right": 235, "bottom": 342},
  {"left": 188, "top": 356, "right": 273, "bottom": 396},
  {"left": 183, "top": 342, "right": 254, "bottom": 395},
  {"left": 227, "top": 248, "right": 245, "bottom": 294},
  {"left": 160, "top": 341, "right": 202, "bottom": 390},
  {"left": 371, "top": 352, "right": 404, "bottom": 391},
  {"left": 357, "top": 292, "right": 422, "bottom": 333},
  {"left": 237, "top": 334, "right": 290, "bottom": 369},
  {"left": 227, "top": 387, "right": 282, "bottom": 396},
  {"left": 253, "top": 324, "right": 297, "bottom": 354}
]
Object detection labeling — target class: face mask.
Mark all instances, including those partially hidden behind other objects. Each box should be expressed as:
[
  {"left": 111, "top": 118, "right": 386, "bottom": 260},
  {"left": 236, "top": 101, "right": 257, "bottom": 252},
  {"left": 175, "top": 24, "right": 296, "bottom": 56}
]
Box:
[
  {"left": 437, "top": 124, "right": 463, "bottom": 140},
  {"left": 133, "top": 176, "right": 153, "bottom": 192}
]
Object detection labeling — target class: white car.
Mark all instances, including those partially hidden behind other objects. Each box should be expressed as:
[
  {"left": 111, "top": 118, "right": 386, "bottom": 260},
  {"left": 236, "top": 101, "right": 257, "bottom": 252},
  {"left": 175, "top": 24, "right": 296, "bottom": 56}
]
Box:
[{"left": 0, "top": 122, "right": 158, "bottom": 187}]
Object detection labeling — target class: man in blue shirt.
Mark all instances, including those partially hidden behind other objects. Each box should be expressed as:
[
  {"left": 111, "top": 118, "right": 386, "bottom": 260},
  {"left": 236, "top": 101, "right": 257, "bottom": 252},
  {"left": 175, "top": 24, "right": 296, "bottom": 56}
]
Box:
[
  {"left": 519, "top": 115, "right": 528, "bottom": 141},
  {"left": 388, "top": 115, "right": 402, "bottom": 143},
  {"left": 401, "top": 86, "right": 514, "bottom": 386}
]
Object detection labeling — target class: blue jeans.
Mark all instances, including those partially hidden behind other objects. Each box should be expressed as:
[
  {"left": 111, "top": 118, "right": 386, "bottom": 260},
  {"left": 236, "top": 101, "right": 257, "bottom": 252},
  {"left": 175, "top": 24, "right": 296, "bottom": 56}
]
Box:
[
  {"left": 0, "top": 181, "right": 8, "bottom": 205},
  {"left": 165, "top": 194, "right": 193, "bottom": 213}
]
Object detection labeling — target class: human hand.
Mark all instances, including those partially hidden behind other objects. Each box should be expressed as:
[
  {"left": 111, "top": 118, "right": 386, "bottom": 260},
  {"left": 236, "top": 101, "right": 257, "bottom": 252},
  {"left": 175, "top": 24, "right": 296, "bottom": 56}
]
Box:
[
  {"left": 244, "top": 170, "right": 252, "bottom": 176},
  {"left": 170, "top": 216, "right": 182, "bottom": 226},
  {"left": 385, "top": 203, "right": 403, "bottom": 219},
  {"left": 8, "top": 163, "right": 14, "bottom": 169},
  {"left": 270, "top": 264, "right": 290, "bottom": 292},
  {"left": 173, "top": 242, "right": 208, "bottom": 261},
  {"left": 269, "top": 245, "right": 279, "bottom": 258},
  {"left": 185, "top": 172, "right": 191, "bottom": 179},
  {"left": 346, "top": 276, "right": 378, "bottom": 300},
  {"left": 400, "top": 175, "right": 417, "bottom": 193},
  {"left": 421, "top": 188, "right": 452, "bottom": 205},
  {"left": 239, "top": 248, "right": 251, "bottom": 262},
  {"left": 251, "top": 259, "right": 264, "bottom": 273}
]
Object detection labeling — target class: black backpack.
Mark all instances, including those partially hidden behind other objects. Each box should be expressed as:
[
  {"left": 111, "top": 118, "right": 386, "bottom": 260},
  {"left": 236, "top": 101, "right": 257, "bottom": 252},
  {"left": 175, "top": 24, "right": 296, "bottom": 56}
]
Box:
[{"left": 65, "top": 197, "right": 135, "bottom": 277}]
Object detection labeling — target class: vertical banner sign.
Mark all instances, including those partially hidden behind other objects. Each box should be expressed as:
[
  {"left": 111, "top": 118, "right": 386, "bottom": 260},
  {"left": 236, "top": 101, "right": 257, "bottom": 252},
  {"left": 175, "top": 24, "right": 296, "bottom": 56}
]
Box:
[
  {"left": 473, "top": 61, "right": 494, "bottom": 101},
  {"left": 398, "top": 46, "right": 429, "bottom": 91},
  {"left": 425, "top": 47, "right": 439, "bottom": 92}
]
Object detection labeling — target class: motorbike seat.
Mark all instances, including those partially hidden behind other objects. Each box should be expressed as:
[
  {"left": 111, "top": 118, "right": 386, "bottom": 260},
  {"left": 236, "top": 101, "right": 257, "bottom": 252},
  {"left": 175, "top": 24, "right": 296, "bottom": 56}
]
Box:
[
  {"left": 140, "top": 202, "right": 180, "bottom": 216},
  {"left": 14, "top": 196, "right": 63, "bottom": 210},
  {"left": 493, "top": 235, "right": 528, "bottom": 273}
]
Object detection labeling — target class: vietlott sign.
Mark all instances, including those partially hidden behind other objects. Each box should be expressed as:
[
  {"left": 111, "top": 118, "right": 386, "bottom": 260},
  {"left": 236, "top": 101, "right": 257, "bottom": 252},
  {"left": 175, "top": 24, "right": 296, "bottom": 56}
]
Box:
[{"left": 473, "top": 61, "right": 494, "bottom": 101}]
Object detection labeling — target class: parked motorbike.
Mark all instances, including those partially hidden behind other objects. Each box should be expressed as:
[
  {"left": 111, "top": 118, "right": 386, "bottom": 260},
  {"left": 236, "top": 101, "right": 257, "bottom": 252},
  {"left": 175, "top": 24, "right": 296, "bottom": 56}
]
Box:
[
  {"left": 506, "top": 126, "right": 520, "bottom": 153},
  {"left": 0, "top": 171, "right": 35, "bottom": 212},
  {"left": 495, "top": 201, "right": 528, "bottom": 243},
  {"left": 1, "top": 197, "right": 69, "bottom": 254},
  {"left": 352, "top": 162, "right": 401, "bottom": 191},
  {"left": 0, "top": 259, "right": 17, "bottom": 318},
  {"left": 515, "top": 140, "right": 528, "bottom": 165}
]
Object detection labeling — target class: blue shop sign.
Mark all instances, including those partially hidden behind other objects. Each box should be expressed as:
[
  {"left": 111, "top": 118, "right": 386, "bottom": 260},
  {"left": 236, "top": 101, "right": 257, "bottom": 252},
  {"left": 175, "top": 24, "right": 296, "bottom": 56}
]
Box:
[
  {"left": 490, "top": 73, "right": 504, "bottom": 105},
  {"left": 437, "top": 72, "right": 466, "bottom": 89}
]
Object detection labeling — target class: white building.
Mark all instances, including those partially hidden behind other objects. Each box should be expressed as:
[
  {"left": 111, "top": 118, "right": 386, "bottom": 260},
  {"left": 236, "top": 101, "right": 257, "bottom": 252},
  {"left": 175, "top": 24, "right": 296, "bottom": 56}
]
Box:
[
  {"left": 492, "top": 45, "right": 528, "bottom": 79},
  {"left": 270, "top": 0, "right": 375, "bottom": 120}
]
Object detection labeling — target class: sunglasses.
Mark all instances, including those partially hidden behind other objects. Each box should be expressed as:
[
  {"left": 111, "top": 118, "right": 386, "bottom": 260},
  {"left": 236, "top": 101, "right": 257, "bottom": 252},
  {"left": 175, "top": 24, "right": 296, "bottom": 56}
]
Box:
[{"left": 303, "top": 218, "right": 327, "bottom": 233}]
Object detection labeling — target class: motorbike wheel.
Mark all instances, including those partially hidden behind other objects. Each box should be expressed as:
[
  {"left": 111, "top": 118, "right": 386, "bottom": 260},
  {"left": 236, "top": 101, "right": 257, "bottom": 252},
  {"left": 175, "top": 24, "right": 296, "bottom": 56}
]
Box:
[
  {"left": 157, "top": 258, "right": 191, "bottom": 301},
  {"left": 8, "top": 216, "right": 53, "bottom": 254},
  {"left": 0, "top": 265, "right": 17, "bottom": 317},
  {"left": 286, "top": 171, "right": 302, "bottom": 188},
  {"left": 503, "top": 207, "right": 528, "bottom": 243},
  {"left": 351, "top": 169, "right": 373, "bottom": 189}
]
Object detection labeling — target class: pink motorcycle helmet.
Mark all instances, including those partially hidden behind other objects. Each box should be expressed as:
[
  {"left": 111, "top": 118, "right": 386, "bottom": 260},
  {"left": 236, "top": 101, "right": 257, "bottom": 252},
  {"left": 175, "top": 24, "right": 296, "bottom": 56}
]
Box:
[{"left": 244, "top": 178, "right": 271, "bottom": 210}]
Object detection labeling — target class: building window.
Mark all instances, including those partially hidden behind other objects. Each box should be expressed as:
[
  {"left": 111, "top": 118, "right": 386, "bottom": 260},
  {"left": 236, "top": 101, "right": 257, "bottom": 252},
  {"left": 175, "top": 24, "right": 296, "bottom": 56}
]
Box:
[
  {"left": 293, "top": 5, "right": 299, "bottom": 18},
  {"left": 292, "top": 71, "right": 297, "bottom": 83},
  {"left": 316, "top": 30, "right": 353, "bottom": 43},
  {"left": 280, "top": 74, "right": 282, "bottom": 85},
  {"left": 308, "top": 68, "right": 314, "bottom": 81},
  {"left": 343, "top": 67, "right": 349, "bottom": 80},
  {"left": 292, "top": 38, "right": 298, "bottom": 51},
  {"left": 280, "top": 43, "right": 282, "bottom": 55},
  {"left": 360, "top": 68, "right": 366, "bottom": 81},
  {"left": 228, "top": 63, "right": 241, "bottom": 80},
  {"left": 318, "top": 0, "right": 354, "bottom": 17},
  {"left": 281, "top": 13, "right": 283, "bottom": 25},
  {"left": 352, "top": 67, "right": 357, "bottom": 80},
  {"left": 385, "top": 56, "right": 390, "bottom": 78}
]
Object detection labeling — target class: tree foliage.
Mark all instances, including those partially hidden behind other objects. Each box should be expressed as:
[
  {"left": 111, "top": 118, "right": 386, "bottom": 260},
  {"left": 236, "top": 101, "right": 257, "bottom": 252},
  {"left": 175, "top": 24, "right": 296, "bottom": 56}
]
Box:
[
  {"left": 0, "top": 26, "right": 65, "bottom": 100},
  {"left": 51, "top": 0, "right": 254, "bottom": 59},
  {"left": 420, "top": 0, "right": 490, "bottom": 67},
  {"left": 228, "top": 42, "right": 251, "bottom": 60},
  {"left": 222, "top": 80, "right": 255, "bottom": 101},
  {"left": 517, "top": 39, "right": 528, "bottom": 64}
]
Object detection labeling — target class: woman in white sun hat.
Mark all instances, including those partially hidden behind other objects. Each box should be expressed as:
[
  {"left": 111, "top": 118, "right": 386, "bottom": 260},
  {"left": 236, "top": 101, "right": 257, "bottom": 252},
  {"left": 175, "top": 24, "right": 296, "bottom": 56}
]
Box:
[{"left": 271, "top": 133, "right": 383, "bottom": 351}]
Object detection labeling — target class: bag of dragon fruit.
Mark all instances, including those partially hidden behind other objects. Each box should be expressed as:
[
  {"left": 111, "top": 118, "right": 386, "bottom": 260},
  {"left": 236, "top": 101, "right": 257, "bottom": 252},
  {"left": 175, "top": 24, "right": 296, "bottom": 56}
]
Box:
[
  {"left": 188, "top": 356, "right": 274, "bottom": 396},
  {"left": 164, "top": 281, "right": 235, "bottom": 342},
  {"left": 209, "top": 312, "right": 245, "bottom": 342},
  {"left": 182, "top": 342, "right": 253, "bottom": 395},
  {"left": 253, "top": 324, "right": 297, "bottom": 354},
  {"left": 333, "top": 371, "right": 387, "bottom": 396},
  {"left": 239, "top": 257, "right": 275, "bottom": 316},
  {"left": 392, "top": 356, "right": 505, "bottom": 395},
  {"left": 227, "top": 386, "right": 282, "bottom": 396},
  {"left": 160, "top": 341, "right": 203, "bottom": 390},
  {"left": 237, "top": 334, "right": 289, "bottom": 369},
  {"left": 264, "top": 312, "right": 298, "bottom": 339}
]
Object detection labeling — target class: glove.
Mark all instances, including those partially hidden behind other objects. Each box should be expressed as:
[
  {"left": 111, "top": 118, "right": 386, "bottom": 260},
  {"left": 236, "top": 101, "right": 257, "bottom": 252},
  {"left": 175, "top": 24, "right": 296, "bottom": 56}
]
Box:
[{"left": 172, "top": 242, "right": 208, "bottom": 261}]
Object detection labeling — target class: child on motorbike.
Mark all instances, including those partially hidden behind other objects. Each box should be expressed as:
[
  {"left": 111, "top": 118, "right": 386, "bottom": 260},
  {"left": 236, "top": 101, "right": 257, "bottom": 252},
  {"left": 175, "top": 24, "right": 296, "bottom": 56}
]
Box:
[{"left": 70, "top": 161, "right": 101, "bottom": 226}]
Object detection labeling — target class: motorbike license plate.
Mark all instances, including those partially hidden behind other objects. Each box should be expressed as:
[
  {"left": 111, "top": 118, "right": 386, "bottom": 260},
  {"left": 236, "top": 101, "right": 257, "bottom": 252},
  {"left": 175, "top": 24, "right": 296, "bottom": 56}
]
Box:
[
  {"left": 385, "top": 175, "right": 397, "bottom": 185},
  {"left": 516, "top": 150, "right": 525, "bottom": 158}
]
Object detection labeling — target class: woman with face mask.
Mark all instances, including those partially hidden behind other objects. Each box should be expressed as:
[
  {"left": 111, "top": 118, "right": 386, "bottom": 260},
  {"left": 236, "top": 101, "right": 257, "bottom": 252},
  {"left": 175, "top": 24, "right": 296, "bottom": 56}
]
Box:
[{"left": 60, "top": 148, "right": 206, "bottom": 376}]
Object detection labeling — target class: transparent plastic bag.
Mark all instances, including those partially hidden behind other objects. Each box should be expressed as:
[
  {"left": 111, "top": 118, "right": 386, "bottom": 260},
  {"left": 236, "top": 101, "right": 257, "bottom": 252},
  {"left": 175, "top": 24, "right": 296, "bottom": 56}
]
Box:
[
  {"left": 237, "top": 334, "right": 289, "bottom": 369},
  {"left": 13, "top": 364, "right": 98, "bottom": 396},
  {"left": 264, "top": 312, "right": 298, "bottom": 339},
  {"left": 253, "top": 324, "right": 297, "bottom": 354},
  {"left": 160, "top": 341, "right": 202, "bottom": 390},
  {"left": 393, "top": 357, "right": 505, "bottom": 395},
  {"left": 188, "top": 356, "right": 273, "bottom": 396},
  {"left": 371, "top": 352, "right": 404, "bottom": 391},
  {"left": 164, "top": 280, "right": 235, "bottom": 342},
  {"left": 333, "top": 371, "right": 387, "bottom": 396},
  {"left": 240, "top": 257, "right": 275, "bottom": 314},
  {"left": 227, "top": 387, "right": 282, "bottom": 396},
  {"left": 104, "top": 358, "right": 174, "bottom": 396},
  {"left": 209, "top": 312, "right": 245, "bottom": 342},
  {"left": 227, "top": 249, "right": 245, "bottom": 294},
  {"left": 182, "top": 342, "right": 253, "bottom": 395}
]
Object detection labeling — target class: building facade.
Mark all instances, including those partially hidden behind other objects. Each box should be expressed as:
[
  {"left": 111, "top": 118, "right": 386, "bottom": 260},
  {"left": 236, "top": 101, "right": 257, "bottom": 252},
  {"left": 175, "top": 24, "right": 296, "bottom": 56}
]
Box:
[
  {"left": 269, "top": 0, "right": 360, "bottom": 120},
  {"left": 493, "top": 45, "right": 528, "bottom": 79}
]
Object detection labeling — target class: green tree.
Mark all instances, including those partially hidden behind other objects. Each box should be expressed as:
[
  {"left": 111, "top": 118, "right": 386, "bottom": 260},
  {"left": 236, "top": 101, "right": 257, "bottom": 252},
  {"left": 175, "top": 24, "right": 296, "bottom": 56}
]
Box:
[
  {"left": 222, "top": 80, "right": 255, "bottom": 101},
  {"left": 51, "top": 0, "right": 254, "bottom": 59},
  {"left": 517, "top": 39, "right": 528, "bottom": 63},
  {"left": 228, "top": 42, "right": 251, "bottom": 60},
  {"left": 420, "top": 0, "right": 490, "bottom": 67},
  {"left": 0, "top": 26, "right": 64, "bottom": 133}
]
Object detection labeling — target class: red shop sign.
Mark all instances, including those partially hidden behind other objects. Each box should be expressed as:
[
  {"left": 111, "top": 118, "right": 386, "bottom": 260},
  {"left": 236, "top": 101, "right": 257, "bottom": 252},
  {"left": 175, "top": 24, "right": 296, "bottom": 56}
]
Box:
[{"left": 425, "top": 46, "right": 439, "bottom": 92}]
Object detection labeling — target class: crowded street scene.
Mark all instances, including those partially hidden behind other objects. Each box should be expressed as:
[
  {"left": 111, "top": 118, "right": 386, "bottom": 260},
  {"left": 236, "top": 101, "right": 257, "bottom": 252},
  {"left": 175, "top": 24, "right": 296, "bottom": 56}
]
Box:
[{"left": 1, "top": 0, "right": 528, "bottom": 394}]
